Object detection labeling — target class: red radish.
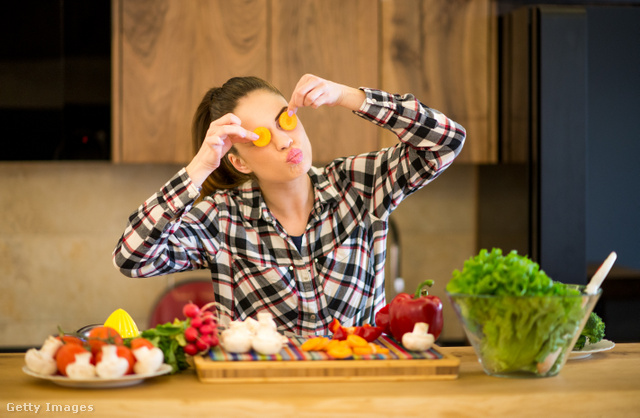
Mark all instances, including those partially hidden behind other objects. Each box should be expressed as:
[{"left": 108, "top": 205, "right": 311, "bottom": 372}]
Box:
[
  {"left": 200, "top": 334, "right": 214, "bottom": 346},
  {"left": 201, "top": 312, "right": 215, "bottom": 325},
  {"left": 190, "top": 316, "right": 203, "bottom": 329},
  {"left": 184, "top": 343, "right": 198, "bottom": 356},
  {"left": 182, "top": 303, "right": 200, "bottom": 319},
  {"left": 199, "top": 325, "right": 214, "bottom": 336},
  {"left": 184, "top": 327, "right": 199, "bottom": 342},
  {"left": 196, "top": 339, "right": 209, "bottom": 352}
]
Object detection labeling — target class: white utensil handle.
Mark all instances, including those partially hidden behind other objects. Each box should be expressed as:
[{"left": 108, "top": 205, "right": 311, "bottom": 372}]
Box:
[{"left": 585, "top": 251, "right": 617, "bottom": 294}]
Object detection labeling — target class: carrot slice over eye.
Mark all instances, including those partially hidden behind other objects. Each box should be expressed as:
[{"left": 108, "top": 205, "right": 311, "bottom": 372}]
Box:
[
  {"left": 253, "top": 127, "right": 271, "bottom": 147},
  {"left": 278, "top": 112, "right": 297, "bottom": 131}
]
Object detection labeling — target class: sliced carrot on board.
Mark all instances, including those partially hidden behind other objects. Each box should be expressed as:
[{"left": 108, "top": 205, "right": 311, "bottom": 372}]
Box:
[
  {"left": 253, "top": 127, "right": 271, "bottom": 147},
  {"left": 326, "top": 343, "right": 352, "bottom": 359},
  {"left": 300, "top": 337, "right": 325, "bottom": 351},
  {"left": 278, "top": 112, "right": 297, "bottom": 131},
  {"left": 352, "top": 345, "right": 374, "bottom": 355},
  {"left": 346, "top": 334, "right": 368, "bottom": 348}
]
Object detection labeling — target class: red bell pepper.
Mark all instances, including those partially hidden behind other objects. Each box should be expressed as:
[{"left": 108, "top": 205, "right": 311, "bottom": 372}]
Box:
[
  {"left": 354, "top": 324, "right": 383, "bottom": 342},
  {"left": 388, "top": 280, "right": 443, "bottom": 341},
  {"left": 332, "top": 326, "right": 349, "bottom": 341},
  {"left": 374, "top": 304, "right": 391, "bottom": 335},
  {"left": 328, "top": 318, "right": 342, "bottom": 334},
  {"left": 328, "top": 319, "right": 383, "bottom": 342}
]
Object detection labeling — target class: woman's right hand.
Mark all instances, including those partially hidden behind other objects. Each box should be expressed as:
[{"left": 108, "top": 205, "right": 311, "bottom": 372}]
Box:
[{"left": 186, "top": 113, "right": 258, "bottom": 188}]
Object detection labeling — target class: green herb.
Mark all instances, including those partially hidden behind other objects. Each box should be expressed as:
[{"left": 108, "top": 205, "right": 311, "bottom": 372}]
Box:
[
  {"left": 447, "top": 248, "right": 585, "bottom": 375},
  {"left": 141, "top": 319, "right": 190, "bottom": 374}
]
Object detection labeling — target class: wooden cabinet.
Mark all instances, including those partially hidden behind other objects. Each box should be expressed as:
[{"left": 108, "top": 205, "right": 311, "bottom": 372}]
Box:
[
  {"left": 113, "top": 0, "right": 496, "bottom": 164},
  {"left": 379, "top": 0, "right": 498, "bottom": 163},
  {"left": 112, "top": 0, "right": 269, "bottom": 163}
]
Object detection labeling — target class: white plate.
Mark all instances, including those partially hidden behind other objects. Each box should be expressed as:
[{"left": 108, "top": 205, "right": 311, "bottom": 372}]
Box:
[
  {"left": 569, "top": 339, "right": 615, "bottom": 360},
  {"left": 23, "top": 364, "right": 172, "bottom": 388}
]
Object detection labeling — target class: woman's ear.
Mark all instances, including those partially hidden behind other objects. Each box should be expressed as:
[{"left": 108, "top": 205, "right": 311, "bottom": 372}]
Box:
[{"left": 228, "top": 153, "right": 252, "bottom": 174}]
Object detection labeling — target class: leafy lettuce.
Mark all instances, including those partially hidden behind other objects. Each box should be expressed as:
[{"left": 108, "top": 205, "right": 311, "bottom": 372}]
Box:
[{"left": 447, "top": 249, "right": 586, "bottom": 375}]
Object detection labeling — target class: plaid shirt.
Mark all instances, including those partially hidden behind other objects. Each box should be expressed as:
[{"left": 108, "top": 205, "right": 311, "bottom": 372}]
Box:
[{"left": 113, "top": 88, "right": 466, "bottom": 335}]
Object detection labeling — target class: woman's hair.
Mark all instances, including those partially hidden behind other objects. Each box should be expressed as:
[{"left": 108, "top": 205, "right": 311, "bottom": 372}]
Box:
[{"left": 192, "top": 76, "right": 284, "bottom": 197}]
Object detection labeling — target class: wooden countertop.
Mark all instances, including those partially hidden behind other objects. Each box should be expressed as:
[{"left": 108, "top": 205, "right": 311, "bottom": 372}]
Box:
[{"left": 2, "top": 344, "right": 639, "bottom": 417}]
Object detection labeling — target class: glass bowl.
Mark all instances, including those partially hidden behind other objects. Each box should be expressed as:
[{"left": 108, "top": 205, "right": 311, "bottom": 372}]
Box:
[{"left": 447, "top": 285, "right": 601, "bottom": 378}]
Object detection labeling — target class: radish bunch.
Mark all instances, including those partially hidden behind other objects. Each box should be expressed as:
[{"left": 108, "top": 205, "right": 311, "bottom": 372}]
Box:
[{"left": 181, "top": 302, "right": 220, "bottom": 356}]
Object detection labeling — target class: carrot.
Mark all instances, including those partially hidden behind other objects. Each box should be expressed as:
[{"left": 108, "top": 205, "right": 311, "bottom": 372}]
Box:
[
  {"left": 253, "top": 127, "right": 271, "bottom": 147},
  {"left": 326, "top": 341, "right": 352, "bottom": 359},
  {"left": 346, "top": 334, "right": 368, "bottom": 348},
  {"left": 301, "top": 337, "right": 326, "bottom": 351},
  {"left": 278, "top": 112, "right": 297, "bottom": 131}
]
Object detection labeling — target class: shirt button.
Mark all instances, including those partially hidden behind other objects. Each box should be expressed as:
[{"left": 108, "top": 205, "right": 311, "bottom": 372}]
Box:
[
  {"left": 289, "top": 266, "right": 294, "bottom": 271},
  {"left": 310, "top": 314, "right": 317, "bottom": 321}
]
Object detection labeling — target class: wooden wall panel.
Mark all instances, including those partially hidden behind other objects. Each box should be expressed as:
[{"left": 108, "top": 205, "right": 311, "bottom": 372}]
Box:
[
  {"left": 114, "top": 0, "right": 268, "bottom": 163},
  {"left": 270, "top": 0, "right": 379, "bottom": 164},
  {"left": 380, "top": 0, "right": 497, "bottom": 163}
]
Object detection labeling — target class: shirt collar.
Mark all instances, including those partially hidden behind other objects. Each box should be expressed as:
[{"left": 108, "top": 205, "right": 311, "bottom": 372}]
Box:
[{"left": 236, "top": 166, "right": 342, "bottom": 222}]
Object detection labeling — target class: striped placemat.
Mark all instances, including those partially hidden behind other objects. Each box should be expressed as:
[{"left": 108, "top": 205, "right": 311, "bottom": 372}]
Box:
[{"left": 207, "top": 335, "right": 443, "bottom": 362}]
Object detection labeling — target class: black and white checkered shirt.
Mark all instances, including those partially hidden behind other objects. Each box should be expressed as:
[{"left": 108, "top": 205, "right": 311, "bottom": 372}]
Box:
[{"left": 113, "top": 88, "right": 466, "bottom": 335}]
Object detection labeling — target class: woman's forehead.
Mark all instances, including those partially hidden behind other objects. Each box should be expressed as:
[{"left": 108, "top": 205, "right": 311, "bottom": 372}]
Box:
[{"left": 236, "top": 89, "right": 286, "bottom": 117}]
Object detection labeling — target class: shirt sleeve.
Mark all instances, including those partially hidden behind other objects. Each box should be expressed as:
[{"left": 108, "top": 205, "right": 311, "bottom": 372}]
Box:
[
  {"left": 112, "top": 168, "right": 217, "bottom": 278},
  {"left": 340, "top": 88, "right": 467, "bottom": 219}
]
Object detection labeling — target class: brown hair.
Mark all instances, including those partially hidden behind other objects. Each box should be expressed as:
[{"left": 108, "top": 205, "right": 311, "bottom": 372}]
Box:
[{"left": 192, "top": 76, "right": 284, "bottom": 197}]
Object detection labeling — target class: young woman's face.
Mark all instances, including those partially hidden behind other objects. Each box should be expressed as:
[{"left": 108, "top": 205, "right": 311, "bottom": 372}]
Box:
[{"left": 231, "top": 89, "right": 313, "bottom": 184}]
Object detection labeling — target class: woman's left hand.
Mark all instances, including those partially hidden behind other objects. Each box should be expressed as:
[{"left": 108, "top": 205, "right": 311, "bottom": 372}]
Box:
[{"left": 287, "top": 74, "right": 364, "bottom": 115}]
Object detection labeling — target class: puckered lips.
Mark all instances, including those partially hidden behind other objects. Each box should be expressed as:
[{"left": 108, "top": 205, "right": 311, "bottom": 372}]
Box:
[{"left": 286, "top": 148, "right": 303, "bottom": 164}]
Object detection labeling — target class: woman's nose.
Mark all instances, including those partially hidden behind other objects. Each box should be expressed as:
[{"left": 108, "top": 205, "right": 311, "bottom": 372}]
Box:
[{"left": 272, "top": 134, "right": 293, "bottom": 150}]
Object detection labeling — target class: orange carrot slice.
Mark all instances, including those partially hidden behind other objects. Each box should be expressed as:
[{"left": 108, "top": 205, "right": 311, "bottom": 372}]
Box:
[
  {"left": 346, "top": 334, "right": 368, "bottom": 348},
  {"left": 278, "top": 112, "right": 297, "bottom": 131},
  {"left": 327, "top": 343, "right": 352, "bottom": 359},
  {"left": 253, "top": 127, "right": 271, "bottom": 147}
]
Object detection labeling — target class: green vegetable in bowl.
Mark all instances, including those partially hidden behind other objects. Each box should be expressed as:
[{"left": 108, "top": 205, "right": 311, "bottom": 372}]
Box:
[
  {"left": 447, "top": 248, "right": 587, "bottom": 376},
  {"left": 573, "top": 312, "right": 606, "bottom": 350},
  {"left": 446, "top": 248, "right": 574, "bottom": 297}
]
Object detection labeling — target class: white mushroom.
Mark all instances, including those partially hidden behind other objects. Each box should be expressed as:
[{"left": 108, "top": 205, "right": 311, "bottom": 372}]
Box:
[
  {"left": 66, "top": 352, "right": 97, "bottom": 379},
  {"left": 220, "top": 327, "right": 253, "bottom": 353},
  {"left": 220, "top": 314, "right": 286, "bottom": 355},
  {"left": 401, "top": 322, "right": 435, "bottom": 352},
  {"left": 257, "top": 312, "right": 277, "bottom": 331},
  {"left": 24, "top": 335, "right": 63, "bottom": 375},
  {"left": 133, "top": 346, "right": 165, "bottom": 375},
  {"left": 251, "top": 323, "right": 284, "bottom": 355},
  {"left": 96, "top": 345, "right": 129, "bottom": 379}
]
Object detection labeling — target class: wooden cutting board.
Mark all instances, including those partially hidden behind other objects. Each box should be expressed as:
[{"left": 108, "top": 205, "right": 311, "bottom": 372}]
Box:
[{"left": 194, "top": 336, "right": 460, "bottom": 383}]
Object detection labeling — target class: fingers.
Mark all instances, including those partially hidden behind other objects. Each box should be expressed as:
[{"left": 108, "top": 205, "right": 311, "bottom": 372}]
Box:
[
  {"left": 206, "top": 113, "right": 259, "bottom": 145},
  {"left": 288, "top": 74, "right": 342, "bottom": 114},
  {"left": 209, "top": 113, "right": 242, "bottom": 127}
]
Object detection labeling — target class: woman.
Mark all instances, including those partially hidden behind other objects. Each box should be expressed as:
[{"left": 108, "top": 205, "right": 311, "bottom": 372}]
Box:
[{"left": 113, "top": 74, "right": 466, "bottom": 335}]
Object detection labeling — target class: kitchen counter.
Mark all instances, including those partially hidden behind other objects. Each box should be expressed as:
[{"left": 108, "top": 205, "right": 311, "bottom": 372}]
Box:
[{"left": 2, "top": 344, "right": 639, "bottom": 417}]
